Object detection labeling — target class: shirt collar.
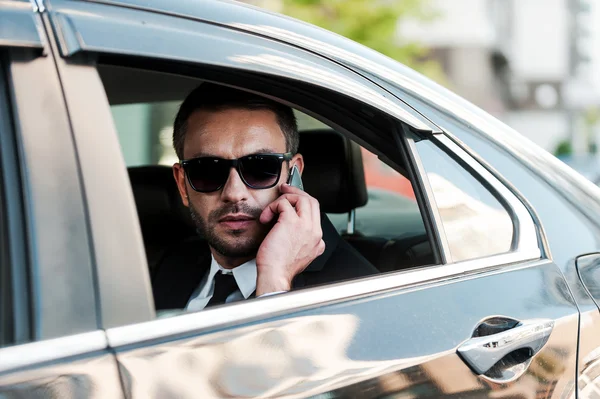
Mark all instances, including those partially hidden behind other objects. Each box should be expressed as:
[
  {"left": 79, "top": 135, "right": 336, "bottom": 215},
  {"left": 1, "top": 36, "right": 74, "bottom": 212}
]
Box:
[{"left": 210, "top": 255, "right": 257, "bottom": 299}]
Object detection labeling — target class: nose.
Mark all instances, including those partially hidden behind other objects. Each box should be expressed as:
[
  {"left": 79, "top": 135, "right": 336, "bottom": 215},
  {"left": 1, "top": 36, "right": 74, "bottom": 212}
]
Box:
[{"left": 220, "top": 167, "right": 249, "bottom": 203}]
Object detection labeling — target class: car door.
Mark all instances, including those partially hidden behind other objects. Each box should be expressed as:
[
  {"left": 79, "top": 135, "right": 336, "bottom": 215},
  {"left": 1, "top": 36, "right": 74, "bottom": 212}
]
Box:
[
  {"left": 404, "top": 102, "right": 600, "bottom": 399},
  {"left": 46, "top": 0, "right": 579, "bottom": 397},
  {"left": 0, "top": 2, "right": 123, "bottom": 397}
]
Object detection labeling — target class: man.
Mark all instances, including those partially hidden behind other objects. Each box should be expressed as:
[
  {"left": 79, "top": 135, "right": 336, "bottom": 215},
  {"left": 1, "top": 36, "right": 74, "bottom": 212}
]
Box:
[{"left": 152, "top": 83, "right": 378, "bottom": 311}]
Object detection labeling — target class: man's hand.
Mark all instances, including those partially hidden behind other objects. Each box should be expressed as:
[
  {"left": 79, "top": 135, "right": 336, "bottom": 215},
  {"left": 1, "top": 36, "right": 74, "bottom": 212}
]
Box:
[{"left": 255, "top": 184, "right": 325, "bottom": 296}]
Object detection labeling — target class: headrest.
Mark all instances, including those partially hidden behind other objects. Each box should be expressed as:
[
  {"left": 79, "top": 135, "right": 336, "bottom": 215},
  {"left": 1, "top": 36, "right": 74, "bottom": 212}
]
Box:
[
  {"left": 299, "top": 129, "right": 367, "bottom": 213},
  {"left": 128, "top": 166, "right": 196, "bottom": 245}
]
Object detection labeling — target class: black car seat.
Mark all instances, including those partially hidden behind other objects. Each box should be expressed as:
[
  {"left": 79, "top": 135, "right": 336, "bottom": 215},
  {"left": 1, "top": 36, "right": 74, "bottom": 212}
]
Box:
[
  {"left": 299, "top": 129, "right": 434, "bottom": 271},
  {"left": 128, "top": 166, "right": 196, "bottom": 274},
  {"left": 299, "top": 129, "right": 389, "bottom": 266}
]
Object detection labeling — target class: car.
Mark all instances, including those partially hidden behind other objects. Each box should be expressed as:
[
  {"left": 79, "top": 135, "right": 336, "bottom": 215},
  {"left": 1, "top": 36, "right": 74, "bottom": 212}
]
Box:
[{"left": 2, "top": 0, "right": 600, "bottom": 398}]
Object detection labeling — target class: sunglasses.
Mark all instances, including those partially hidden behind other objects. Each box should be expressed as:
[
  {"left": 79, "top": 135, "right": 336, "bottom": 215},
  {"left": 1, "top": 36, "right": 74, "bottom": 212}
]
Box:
[{"left": 180, "top": 152, "right": 293, "bottom": 193}]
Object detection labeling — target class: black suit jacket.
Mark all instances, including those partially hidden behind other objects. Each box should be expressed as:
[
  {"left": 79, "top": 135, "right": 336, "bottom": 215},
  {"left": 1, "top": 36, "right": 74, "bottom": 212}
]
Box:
[{"left": 152, "top": 214, "right": 379, "bottom": 310}]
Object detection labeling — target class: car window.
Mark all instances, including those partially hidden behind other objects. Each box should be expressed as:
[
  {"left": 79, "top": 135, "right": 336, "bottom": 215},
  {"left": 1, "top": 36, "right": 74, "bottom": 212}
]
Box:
[
  {"left": 446, "top": 120, "right": 600, "bottom": 270},
  {"left": 414, "top": 139, "right": 514, "bottom": 262},
  {"left": 0, "top": 56, "right": 29, "bottom": 347},
  {"left": 112, "top": 102, "right": 422, "bottom": 242},
  {"left": 100, "top": 65, "right": 436, "bottom": 319}
]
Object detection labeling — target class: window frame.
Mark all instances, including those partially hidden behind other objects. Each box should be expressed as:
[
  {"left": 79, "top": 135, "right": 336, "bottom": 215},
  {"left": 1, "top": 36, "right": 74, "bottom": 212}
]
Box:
[
  {"left": 0, "top": 53, "right": 30, "bottom": 347},
  {"left": 407, "top": 131, "right": 541, "bottom": 264},
  {"left": 48, "top": 0, "right": 543, "bottom": 345},
  {"left": 0, "top": 3, "right": 108, "bottom": 378},
  {"left": 6, "top": 42, "right": 98, "bottom": 341}
]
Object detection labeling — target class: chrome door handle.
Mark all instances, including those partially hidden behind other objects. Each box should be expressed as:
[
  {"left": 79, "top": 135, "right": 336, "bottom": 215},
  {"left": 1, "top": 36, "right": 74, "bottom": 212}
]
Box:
[{"left": 457, "top": 318, "right": 554, "bottom": 375}]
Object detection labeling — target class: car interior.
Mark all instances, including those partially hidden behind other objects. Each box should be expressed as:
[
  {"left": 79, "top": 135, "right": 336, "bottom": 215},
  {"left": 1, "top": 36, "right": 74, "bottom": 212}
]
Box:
[{"left": 99, "top": 63, "right": 435, "bottom": 292}]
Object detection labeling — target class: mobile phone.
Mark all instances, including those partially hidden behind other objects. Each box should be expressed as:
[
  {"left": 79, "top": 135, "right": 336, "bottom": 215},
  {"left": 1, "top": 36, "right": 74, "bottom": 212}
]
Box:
[{"left": 287, "top": 165, "right": 304, "bottom": 191}]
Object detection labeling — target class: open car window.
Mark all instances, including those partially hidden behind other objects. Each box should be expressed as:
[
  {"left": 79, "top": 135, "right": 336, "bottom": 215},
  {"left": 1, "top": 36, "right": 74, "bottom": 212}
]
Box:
[{"left": 97, "top": 62, "right": 523, "bottom": 319}]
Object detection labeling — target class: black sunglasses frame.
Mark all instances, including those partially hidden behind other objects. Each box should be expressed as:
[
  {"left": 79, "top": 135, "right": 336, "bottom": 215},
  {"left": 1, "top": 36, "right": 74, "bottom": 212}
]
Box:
[{"left": 180, "top": 152, "right": 293, "bottom": 193}]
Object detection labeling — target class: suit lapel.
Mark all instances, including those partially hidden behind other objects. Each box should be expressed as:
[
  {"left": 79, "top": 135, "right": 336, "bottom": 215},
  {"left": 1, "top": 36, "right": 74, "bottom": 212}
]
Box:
[{"left": 153, "top": 238, "right": 212, "bottom": 310}]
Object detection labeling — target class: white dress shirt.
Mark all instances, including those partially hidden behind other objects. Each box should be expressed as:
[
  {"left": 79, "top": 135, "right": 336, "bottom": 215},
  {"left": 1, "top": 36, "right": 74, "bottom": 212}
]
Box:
[{"left": 186, "top": 255, "right": 258, "bottom": 311}]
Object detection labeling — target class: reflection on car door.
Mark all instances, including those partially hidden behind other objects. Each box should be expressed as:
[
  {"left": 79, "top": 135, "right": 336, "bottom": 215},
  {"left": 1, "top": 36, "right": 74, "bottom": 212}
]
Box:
[
  {"left": 108, "top": 258, "right": 577, "bottom": 398},
  {"left": 109, "top": 133, "right": 578, "bottom": 398}
]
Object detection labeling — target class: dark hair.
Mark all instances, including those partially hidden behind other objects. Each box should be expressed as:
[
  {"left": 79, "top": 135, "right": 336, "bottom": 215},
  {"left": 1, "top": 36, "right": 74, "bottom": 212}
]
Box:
[{"left": 173, "top": 83, "right": 298, "bottom": 160}]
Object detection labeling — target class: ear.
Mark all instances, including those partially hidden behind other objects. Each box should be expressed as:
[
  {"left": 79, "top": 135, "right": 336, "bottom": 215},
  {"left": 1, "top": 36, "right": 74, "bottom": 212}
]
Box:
[
  {"left": 291, "top": 153, "right": 304, "bottom": 175},
  {"left": 173, "top": 163, "right": 190, "bottom": 207}
]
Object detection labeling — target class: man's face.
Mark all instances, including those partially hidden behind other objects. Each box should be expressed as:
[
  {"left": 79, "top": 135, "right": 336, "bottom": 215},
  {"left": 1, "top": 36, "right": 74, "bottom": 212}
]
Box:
[{"left": 173, "top": 108, "right": 302, "bottom": 259}]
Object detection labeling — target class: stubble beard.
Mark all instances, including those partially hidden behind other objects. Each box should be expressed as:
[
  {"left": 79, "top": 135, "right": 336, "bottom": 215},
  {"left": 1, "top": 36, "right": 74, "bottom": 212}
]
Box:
[{"left": 188, "top": 200, "right": 267, "bottom": 259}]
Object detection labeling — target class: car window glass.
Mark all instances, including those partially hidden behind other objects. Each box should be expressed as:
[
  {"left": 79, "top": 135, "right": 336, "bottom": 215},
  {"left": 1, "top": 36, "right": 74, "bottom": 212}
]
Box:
[
  {"left": 101, "top": 67, "right": 437, "bottom": 318},
  {"left": 415, "top": 139, "right": 513, "bottom": 262},
  {"left": 446, "top": 121, "right": 600, "bottom": 270}
]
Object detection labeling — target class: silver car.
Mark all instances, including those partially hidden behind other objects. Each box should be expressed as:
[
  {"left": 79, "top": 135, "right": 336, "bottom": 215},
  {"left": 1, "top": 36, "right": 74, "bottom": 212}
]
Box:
[{"left": 1, "top": 0, "right": 600, "bottom": 398}]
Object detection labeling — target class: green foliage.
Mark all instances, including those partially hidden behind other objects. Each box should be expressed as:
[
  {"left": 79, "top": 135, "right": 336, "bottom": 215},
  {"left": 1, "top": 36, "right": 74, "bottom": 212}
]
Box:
[
  {"left": 258, "top": 0, "right": 445, "bottom": 82},
  {"left": 554, "top": 140, "right": 573, "bottom": 157}
]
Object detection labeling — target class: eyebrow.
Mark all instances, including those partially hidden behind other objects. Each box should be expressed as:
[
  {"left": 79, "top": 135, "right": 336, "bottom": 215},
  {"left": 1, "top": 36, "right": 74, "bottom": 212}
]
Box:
[{"left": 188, "top": 148, "right": 280, "bottom": 159}]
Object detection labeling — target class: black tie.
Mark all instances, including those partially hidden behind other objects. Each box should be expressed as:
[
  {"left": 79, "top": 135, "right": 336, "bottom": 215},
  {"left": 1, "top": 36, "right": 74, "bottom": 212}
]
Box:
[{"left": 206, "top": 271, "right": 238, "bottom": 308}]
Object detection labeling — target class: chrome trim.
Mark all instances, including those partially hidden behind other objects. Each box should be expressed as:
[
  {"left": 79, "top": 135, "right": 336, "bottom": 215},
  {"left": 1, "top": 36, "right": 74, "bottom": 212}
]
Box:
[
  {"left": 457, "top": 318, "right": 554, "bottom": 375},
  {"left": 0, "top": 331, "right": 107, "bottom": 374},
  {"left": 27, "top": 0, "right": 44, "bottom": 13},
  {"left": 107, "top": 249, "right": 542, "bottom": 348},
  {"left": 405, "top": 136, "right": 453, "bottom": 264},
  {"left": 435, "top": 134, "right": 539, "bottom": 255},
  {"left": 346, "top": 209, "right": 356, "bottom": 235}
]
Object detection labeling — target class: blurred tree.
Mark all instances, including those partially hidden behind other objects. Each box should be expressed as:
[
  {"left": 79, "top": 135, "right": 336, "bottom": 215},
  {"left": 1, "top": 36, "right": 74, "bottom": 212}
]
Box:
[
  {"left": 247, "top": 0, "right": 445, "bottom": 82},
  {"left": 584, "top": 107, "right": 600, "bottom": 154},
  {"left": 555, "top": 140, "right": 573, "bottom": 158}
]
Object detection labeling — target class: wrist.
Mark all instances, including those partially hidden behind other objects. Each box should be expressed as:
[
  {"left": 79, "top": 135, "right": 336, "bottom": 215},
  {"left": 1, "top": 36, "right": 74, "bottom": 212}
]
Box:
[{"left": 255, "top": 270, "right": 291, "bottom": 297}]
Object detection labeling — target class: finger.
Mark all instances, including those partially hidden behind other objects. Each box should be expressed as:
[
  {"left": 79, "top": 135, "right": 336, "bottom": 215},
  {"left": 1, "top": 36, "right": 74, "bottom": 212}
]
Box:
[
  {"left": 280, "top": 183, "right": 310, "bottom": 196},
  {"left": 265, "top": 194, "right": 313, "bottom": 220},
  {"left": 272, "top": 198, "right": 296, "bottom": 224},
  {"left": 283, "top": 194, "right": 313, "bottom": 219},
  {"left": 260, "top": 197, "right": 298, "bottom": 224},
  {"left": 280, "top": 184, "right": 321, "bottom": 223}
]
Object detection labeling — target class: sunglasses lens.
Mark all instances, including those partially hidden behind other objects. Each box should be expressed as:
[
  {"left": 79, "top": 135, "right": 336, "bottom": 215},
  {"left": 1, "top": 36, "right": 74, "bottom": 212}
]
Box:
[
  {"left": 240, "top": 155, "right": 281, "bottom": 188},
  {"left": 186, "top": 158, "right": 229, "bottom": 192}
]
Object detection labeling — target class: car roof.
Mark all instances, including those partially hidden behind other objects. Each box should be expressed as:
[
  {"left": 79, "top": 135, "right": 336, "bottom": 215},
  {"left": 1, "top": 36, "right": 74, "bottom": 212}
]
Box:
[
  {"left": 63, "top": 1, "right": 515, "bottom": 140},
  {"left": 73, "top": 0, "right": 436, "bottom": 98}
]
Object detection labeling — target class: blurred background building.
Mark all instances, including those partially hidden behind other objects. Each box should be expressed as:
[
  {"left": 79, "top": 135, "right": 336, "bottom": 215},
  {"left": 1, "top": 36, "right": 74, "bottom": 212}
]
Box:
[
  {"left": 243, "top": 0, "right": 600, "bottom": 180},
  {"left": 397, "top": 0, "right": 600, "bottom": 158}
]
